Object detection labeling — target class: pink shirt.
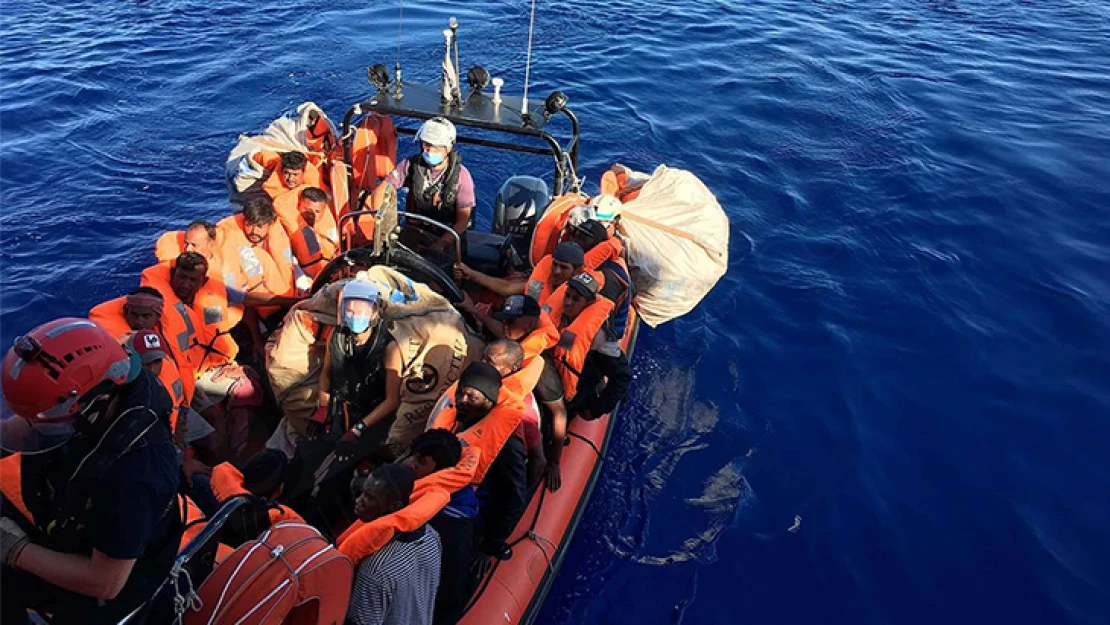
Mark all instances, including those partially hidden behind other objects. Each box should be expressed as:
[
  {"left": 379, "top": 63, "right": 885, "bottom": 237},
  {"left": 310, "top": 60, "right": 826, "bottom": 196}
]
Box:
[{"left": 385, "top": 157, "right": 476, "bottom": 210}]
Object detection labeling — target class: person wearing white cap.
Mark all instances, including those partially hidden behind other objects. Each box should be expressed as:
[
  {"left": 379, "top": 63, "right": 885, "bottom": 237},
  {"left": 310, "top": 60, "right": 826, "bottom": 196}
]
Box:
[{"left": 383, "top": 116, "right": 476, "bottom": 250}]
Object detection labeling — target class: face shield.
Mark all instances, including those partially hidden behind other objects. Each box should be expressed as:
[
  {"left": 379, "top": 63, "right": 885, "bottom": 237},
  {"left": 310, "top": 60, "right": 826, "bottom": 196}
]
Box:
[{"left": 337, "top": 281, "right": 385, "bottom": 334}]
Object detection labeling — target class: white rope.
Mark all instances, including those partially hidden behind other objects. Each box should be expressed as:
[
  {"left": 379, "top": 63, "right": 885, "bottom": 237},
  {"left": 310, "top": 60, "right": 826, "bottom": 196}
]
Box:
[{"left": 521, "top": 0, "right": 538, "bottom": 116}]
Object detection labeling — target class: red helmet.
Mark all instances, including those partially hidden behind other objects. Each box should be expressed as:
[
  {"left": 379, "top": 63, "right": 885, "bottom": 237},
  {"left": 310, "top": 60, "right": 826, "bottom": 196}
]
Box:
[{"left": 1, "top": 318, "right": 138, "bottom": 453}]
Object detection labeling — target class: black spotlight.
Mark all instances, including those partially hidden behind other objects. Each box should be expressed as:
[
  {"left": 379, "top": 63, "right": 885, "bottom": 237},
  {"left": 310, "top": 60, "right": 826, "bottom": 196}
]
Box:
[
  {"left": 544, "top": 91, "right": 568, "bottom": 117},
  {"left": 367, "top": 64, "right": 390, "bottom": 91},
  {"left": 467, "top": 65, "right": 491, "bottom": 93}
]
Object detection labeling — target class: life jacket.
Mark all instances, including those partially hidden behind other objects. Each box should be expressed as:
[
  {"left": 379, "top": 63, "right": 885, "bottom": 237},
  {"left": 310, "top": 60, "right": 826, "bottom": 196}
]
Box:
[
  {"left": 154, "top": 231, "right": 224, "bottom": 278},
  {"left": 254, "top": 150, "right": 325, "bottom": 200},
  {"left": 529, "top": 192, "right": 590, "bottom": 265},
  {"left": 88, "top": 297, "right": 192, "bottom": 431},
  {"left": 350, "top": 113, "right": 397, "bottom": 195},
  {"left": 524, "top": 255, "right": 604, "bottom": 308},
  {"left": 179, "top": 494, "right": 236, "bottom": 562},
  {"left": 15, "top": 371, "right": 182, "bottom": 619},
  {"left": 273, "top": 186, "right": 340, "bottom": 278},
  {"left": 182, "top": 521, "right": 352, "bottom": 625},
  {"left": 598, "top": 256, "right": 633, "bottom": 339},
  {"left": 336, "top": 446, "right": 479, "bottom": 561},
  {"left": 520, "top": 310, "right": 560, "bottom": 366},
  {"left": 339, "top": 181, "right": 393, "bottom": 250},
  {"left": 209, "top": 462, "right": 305, "bottom": 526},
  {"left": 216, "top": 214, "right": 296, "bottom": 299},
  {"left": 599, "top": 165, "right": 646, "bottom": 202},
  {"left": 140, "top": 263, "right": 239, "bottom": 374},
  {"left": 403, "top": 151, "right": 462, "bottom": 228},
  {"left": 327, "top": 326, "right": 393, "bottom": 423},
  {"left": 427, "top": 360, "right": 536, "bottom": 483},
  {"left": 542, "top": 284, "right": 616, "bottom": 401}
]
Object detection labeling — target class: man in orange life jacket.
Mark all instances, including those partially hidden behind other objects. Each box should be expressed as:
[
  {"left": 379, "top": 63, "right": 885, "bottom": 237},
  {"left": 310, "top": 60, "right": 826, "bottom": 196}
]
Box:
[
  {"left": 156, "top": 220, "right": 220, "bottom": 271},
  {"left": 492, "top": 298, "right": 570, "bottom": 491},
  {"left": 403, "top": 429, "right": 476, "bottom": 625},
  {"left": 569, "top": 218, "right": 633, "bottom": 339},
  {"left": 275, "top": 186, "right": 340, "bottom": 279},
  {"left": 456, "top": 241, "right": 586, "bottom": 308},
  {"left": 551, "top": 273, "right": 633, "bottom": 422},
  {"left": 266, "top": 151, "right": 309, "bottom": 199},
  {"left": 347, "top": 463, "right": 441, "bottom": 625},
  {"left": 0, "top": 319, "right": 181, "bottom": 625},
  {"left": 88, "top": 286, "right": 163, "bottom": 338}
]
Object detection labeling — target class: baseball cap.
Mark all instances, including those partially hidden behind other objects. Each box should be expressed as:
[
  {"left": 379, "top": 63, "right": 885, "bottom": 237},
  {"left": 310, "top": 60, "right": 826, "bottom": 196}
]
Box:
[
  {"left": 566, "top": 273, "right": 600, "bottom": 300},
  {"left": 552, "top": 241, "right": 585, "bottom": 267},
  {"left": 573, "top": 219, "right": 609, "bottom": 244},
  {"left": 125, "top": 330, "right": 169, "bottom": 365},
  {"left": 493, "top": 295, "right": 542, "bottom": 321}
]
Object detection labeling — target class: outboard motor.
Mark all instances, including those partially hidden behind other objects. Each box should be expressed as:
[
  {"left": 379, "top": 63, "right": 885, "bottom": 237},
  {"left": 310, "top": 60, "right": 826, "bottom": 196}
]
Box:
[{"left": 493, "top": 175, "right": 549, "bottom": 259}]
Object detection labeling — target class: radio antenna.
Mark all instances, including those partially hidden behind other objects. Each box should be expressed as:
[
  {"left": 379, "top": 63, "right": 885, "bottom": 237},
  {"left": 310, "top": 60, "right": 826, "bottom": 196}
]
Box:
[{"left": 521, "top": 0, "right": 538, "bottom": 121}]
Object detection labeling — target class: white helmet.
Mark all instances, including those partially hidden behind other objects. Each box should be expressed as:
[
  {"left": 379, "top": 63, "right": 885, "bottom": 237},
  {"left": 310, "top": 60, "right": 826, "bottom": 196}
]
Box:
[
  {"left": 591, "top": 194, "right": 622, "bottom": 222},
  {"left": 416, "top": 117, "right": 456, "bottom": 148},
  {"left": 338, "top": 280, "right": 385, "bottom": 333}
]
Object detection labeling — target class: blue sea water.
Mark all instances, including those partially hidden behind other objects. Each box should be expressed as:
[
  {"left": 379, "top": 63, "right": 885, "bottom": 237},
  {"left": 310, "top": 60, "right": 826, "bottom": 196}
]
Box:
[{"left": 2, "top": 1, "right": 1110, "bottom": 624}]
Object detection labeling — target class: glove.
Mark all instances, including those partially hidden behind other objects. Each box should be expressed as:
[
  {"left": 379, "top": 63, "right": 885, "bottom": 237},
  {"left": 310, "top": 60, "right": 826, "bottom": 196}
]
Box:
[
  {"left": 335, "top": 426, "right": 363, "bottom": 462},
  {"left": 305, "top": 406, "right": 330, "bottom": 439},
  {"left": 0, "top": 517, "right": 29, "bottom": 567}
]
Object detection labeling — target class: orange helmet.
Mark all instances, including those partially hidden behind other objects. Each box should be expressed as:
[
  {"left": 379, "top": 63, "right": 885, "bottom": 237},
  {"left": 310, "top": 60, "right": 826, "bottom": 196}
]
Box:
[{"left": 1, "top": 318, "right": 138, "bottom": 453}]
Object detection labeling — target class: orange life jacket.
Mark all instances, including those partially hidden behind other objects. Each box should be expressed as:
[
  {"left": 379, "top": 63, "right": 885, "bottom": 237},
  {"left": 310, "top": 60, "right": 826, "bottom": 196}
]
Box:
[
  {"left": 179, "top": 494, "right": 237, "bottom": 562},
  {"left": 139, "top": 266, "right": 235, "bottom": 376},
  {"left": 530, "top": 192, "right": 589, "bottom": 265},
  {"left": 141, "top": 264, "right": 240, "bottom": 370},
  {"left": 336, "top": 446, "right": 479, "bottom": 561},
  {"left": 520, "top": 311, "right": 560, "bottom": 366},
  {"left": 254, "top": 150, "right": 325, "bottom": 200},
  {"left": 599, "top": 166, "right": 645, "bottom": 202},
  {"left": 154, "top": 231, "right": 224, "bottom": 278},
  {"left": 215, "top": 214, "right": 296, "bottom": 300},
  {"left": 542, "top": 285, "right": 615, "bottom": 401},
  {"left": 584, "top": 236, "right": 624, "bottom": 271},
  {"left": 349, "top": 113, "right": 397, "bottom": 196},
  {"left": 0, "top": 455, "right": 33, "bottom": 522},
  {"left": 89, "top": 296, "right": 199, "bottom": 406},
  {"left": 209, "top": 462, "right": 304, "bottom": 526},
  {"left": 428, "top": 360, "right": 536, "bottom": 483},
  {"left": 273, "top": 187, "right": 340, "bottom": 278},
  {"left": 523, "top": 256, "right": 605, "bottom": 310}
]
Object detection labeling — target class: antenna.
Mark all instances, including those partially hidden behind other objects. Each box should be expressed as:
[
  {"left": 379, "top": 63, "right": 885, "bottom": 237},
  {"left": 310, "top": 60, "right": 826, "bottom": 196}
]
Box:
[
  {"left": 394, "top": 0, "right": 405, "bottom": 98},
  {"left": 521, "top": 0, "right": 538, "bottom": 121}
]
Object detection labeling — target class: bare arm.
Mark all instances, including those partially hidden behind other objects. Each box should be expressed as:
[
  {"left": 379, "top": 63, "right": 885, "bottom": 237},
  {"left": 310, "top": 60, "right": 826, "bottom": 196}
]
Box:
[
  {"left": 14, "top": 545, "right": 135, "bottom": 600},
  {"left": 457, "top": 263, "right": 526, "bottom": 298},
  {"left": 242, "top": 291, "right": 303, "bottom": 309}
]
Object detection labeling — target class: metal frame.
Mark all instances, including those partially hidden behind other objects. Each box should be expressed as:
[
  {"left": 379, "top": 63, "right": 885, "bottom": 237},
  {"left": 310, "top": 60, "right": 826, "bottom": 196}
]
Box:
[
  {"left": 338, "top": 208, "right": 463, "bottom": 262},
  {"left": 341, "top": 81, "right": 580, "bottom": 197}
]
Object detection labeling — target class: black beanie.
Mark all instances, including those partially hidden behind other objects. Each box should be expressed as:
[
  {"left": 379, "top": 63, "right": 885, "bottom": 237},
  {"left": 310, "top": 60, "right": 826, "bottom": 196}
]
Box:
[
  {"left": 242, "top": 449, "right": 289, "bottom": 497},
  {"left": 458, "top": 361, "right": 503, "bottom": 403}
]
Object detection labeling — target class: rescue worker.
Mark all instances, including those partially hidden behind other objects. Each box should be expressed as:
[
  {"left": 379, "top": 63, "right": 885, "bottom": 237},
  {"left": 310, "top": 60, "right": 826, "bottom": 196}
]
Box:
[
  {"left": 0, "top": 318, "right": 181, "bottom": 625},
  {"left": 346, "top": 464, "right": 441, "bottom": 625},
  {"left": 383, "top": 117, "right": 475, "bottom": 250},
  {"left": 546, "top": 273, "right": 632, "bottom": 422},
  {"left": 456, "top": 241, "right": 587, "bottom": 308}
]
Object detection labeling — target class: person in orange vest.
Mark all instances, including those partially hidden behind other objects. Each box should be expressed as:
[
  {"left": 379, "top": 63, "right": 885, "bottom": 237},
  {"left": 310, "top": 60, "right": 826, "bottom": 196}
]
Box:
[
  {"left": 402, "top": 429, "right": 476, "bottom": 625},
  {"left": 89, "top": 286, "right": 164, "bottom": 339},
  {"left": 0, "top": 319, "right": 181, "bottom": 625},
  {"left": 275, "top": 186, "right": 340, "bottom": 278},
  {"left": 546, "top": 273, "right": 632, "bottom": 422},
  {"left": 456, "top": 241, "right": 587, "bottom": 308},
  {"left": 263, "top": 151, "right": 310, "bottom": 200},
  {"left": 346, "top": 463, "right": 441, "bottom": 625},
  {"left": 155, "top": 220, "right": 221, "bottom": 274},
  {"left": 568, "top": 218, "right": 633, "bottom": 338}
]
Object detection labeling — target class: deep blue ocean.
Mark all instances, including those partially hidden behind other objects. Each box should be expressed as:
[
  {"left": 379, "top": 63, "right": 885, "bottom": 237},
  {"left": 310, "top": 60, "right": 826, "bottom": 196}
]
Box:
[{"left": 3, "top": 1, "right": 1110, "bottom": 623}]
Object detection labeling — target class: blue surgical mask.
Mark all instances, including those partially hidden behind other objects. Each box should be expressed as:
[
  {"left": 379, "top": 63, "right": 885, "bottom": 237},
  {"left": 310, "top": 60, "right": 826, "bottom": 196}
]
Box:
[
  {"left": 343, "top": 312, "right": 372, "bottom": 334},
  {"left": 423, "top": 151, "right": 445, "bottom": 167}
]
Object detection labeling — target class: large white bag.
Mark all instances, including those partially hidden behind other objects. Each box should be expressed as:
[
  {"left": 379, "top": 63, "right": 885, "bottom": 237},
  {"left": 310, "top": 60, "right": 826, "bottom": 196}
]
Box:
[{"left": 615, "top": 165, "right": 729, "bottom": 327}]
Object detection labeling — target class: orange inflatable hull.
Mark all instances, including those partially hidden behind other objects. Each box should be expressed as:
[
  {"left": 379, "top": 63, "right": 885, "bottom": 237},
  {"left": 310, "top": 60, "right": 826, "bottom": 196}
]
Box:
[{"left": 458, "top": 308, "right": 641, "bottom": 625}]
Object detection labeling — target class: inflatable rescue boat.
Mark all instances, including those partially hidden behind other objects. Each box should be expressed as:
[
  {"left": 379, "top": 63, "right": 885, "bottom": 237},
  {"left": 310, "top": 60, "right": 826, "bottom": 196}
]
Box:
[{"left": 121, "top": 17, "right": 728, "bottom": 625}]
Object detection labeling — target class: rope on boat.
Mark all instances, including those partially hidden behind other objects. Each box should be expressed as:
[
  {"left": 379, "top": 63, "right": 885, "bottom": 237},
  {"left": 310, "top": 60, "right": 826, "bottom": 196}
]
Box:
[
  {"left": 568, "top": 430, "right": 601, "bottom": 456},
  {"left": 521, "top": 0, "right": 538, "bottom": 116}
]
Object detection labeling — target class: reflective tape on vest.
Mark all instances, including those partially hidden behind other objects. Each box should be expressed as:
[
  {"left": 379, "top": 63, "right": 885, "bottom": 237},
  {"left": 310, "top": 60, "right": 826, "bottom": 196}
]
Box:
[
  {"left": 174, "top": 302, "right": 197, "bottom": 353},
  {"left": 204, "top": 306, "right": 224, "bottom": 326}
]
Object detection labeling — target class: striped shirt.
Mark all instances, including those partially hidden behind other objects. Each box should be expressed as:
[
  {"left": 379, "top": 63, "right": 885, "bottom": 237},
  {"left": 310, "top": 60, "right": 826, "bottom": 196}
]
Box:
[{"left": 346, "top": 525, "right": 442, "bottom": 625}]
